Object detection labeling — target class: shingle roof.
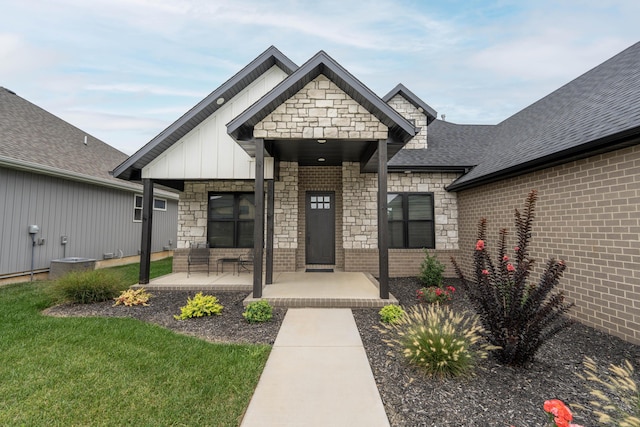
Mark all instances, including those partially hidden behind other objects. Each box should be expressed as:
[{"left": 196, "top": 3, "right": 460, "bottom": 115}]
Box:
[
  {"left": 112, "top": 46, "right": 298, "bottom": 181},
  {"left": 0, "top": 86, "right": 129, "bottom": 184},
  {"left": 389, "top": 120, "right": 496, "bottom": 170},
  {"left": 445, "top": 41, "right": 640, "bottom": 190}
]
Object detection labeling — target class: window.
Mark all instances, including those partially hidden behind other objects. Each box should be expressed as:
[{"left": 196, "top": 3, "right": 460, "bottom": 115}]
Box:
[
  {"left": 153, "top": 198, "right": 167, "bottom": 211},
  {"left": 134, "top": 195, "right": 167, "bottom": 221},
  {"left": 133, "top": 195, "right": 143, "bottom": 222},
  {"left": 387, "top": 193, "right": 435, "bottom": 248},
  {"left": 207, "top": 193, "right": 255, "bottom": 248}
]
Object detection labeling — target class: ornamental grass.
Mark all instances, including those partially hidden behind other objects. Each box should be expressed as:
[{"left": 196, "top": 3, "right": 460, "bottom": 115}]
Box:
[{"left": 379, "top": 303, "right": 495, "bottom": 378}]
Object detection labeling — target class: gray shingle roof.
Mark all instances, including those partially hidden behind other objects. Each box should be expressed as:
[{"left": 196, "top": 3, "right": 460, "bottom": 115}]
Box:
[
  {"left": 445, "top": 41, "right": 640, "bottom": 190},
  {"left": 0, "top": 87, "right": 129, "bottom": 183}
]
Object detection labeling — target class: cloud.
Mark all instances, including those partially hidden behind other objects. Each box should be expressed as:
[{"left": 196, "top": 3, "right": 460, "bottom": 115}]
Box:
[
  {"left": 0, "top": 33, "right": 59, "bottom": 80},
  {"left": 85, "top": 83, "right": 206, "bottom": 98}
]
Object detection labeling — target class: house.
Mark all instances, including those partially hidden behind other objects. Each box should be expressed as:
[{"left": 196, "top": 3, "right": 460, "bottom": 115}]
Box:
[
  {"left": 0, "top": 87, "right": 178, "bottom": 283},
  {"left": 113, "top": 42, "right": 640, "bottom": 344}
]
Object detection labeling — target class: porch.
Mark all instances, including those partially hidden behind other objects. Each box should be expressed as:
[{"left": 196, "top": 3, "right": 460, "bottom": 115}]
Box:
[{"left": 136, "top": 271, "right": 398, "bottom": 308}]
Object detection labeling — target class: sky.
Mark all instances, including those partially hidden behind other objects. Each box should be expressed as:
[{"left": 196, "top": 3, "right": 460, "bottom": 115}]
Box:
[{"left": 1, "top": 0, "right": 638, "bottom": 155}]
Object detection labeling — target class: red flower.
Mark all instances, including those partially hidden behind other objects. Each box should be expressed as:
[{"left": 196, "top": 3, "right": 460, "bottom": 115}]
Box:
[
  {"left": 435, "top": 288, "right": 442, "bottom": 296},
  {"left": 446, "top": 286, "right": 456, "bottom": 293},
  {"left": 481, "top": 269, "right": 489, "bottom": 275},
  {"left": 507, "top": 263, "right": 515, "bottom": 272},
  {"left": 514, "top": 246, "right": 520, "bottom": 251},
  {"left": 475, "top": 240, "right": 485, "bottom": 251},
  {"left": 544, "top": 399, "right": 573, "bottom": 427},
  {"left": 503, "top": 255, "right": 509, "bottom": 261}
]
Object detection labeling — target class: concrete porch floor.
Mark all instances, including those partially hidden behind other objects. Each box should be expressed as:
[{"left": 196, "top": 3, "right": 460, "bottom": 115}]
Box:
[{"left": 137, "top": 271, "right": 398, "bottom": 308}]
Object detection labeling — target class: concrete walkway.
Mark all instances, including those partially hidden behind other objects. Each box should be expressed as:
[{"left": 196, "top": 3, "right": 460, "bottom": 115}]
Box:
[{"left": 240, "top": 308, "right": 390, "bottom": 427}]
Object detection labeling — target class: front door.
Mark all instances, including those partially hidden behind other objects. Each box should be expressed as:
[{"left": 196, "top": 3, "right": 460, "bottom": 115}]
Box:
[{"left": 305, "top": 192, "right": 335, "bottom": 264}]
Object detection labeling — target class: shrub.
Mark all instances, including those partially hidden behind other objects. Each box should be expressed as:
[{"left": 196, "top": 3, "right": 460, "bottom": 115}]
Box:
[
  {"left": 113, "top": 287, "right": 152, "bottom": 306},
  {"left": 416, "top": 285, "right": 456, "bottom": 304},
  {"left": 379, "top": 304, "right": 405, "bottom": 324},
  {"left": 174, "top": 292, "right": 223, "bottom": 320},
  {"left": 418, "top": 250, "right": 445, "bottom": 287},
  {"left": 451, "top": 190, "right": 574, "bottom": 366},
  {"left": 243, "top": 300, "right": 273, "bottom": 323},
  {"left": 575, "top": 356, "right": 640, "bottom": 426},
  {"left": 379, "top": 304, "right": 494, "bottom": 378},
  {"left": 53, "top": 269, "right": 127, "bottom": 304}
]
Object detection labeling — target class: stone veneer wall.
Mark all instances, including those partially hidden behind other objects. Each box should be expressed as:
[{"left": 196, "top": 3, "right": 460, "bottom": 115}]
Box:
[
  {"left": 342, "top": 163, "right": 378, "bottom": 249},
  {"left": 456, "top": 144, "right": 640, "bottom": 344},
  {"left": 254, "top": 75, "right": 388, "bottom": 140},
  {"left": 297, "top": 166, "right": 344, "bottom": 269},
  {"left": 386, "top": 94, "right": 428, "bottom": 149},
  {"left": 174, "top": 175, "right": 300, "bottom": 273}
]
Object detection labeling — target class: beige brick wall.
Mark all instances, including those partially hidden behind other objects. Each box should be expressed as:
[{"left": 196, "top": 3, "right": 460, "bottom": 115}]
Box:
[
  {"left": 345, "top": 248, "right": 459, "bottom": 277},
  {"left": 386, "top": 94, "right": 427, "bottom": 149},
  {"left": 456, "top": 144, "right": 640, "bottom": 344},
  {"left": 255, "top": 75, "right": 388, "bottom": 140}
]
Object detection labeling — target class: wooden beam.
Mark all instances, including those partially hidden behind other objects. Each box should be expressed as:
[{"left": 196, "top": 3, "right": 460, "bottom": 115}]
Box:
[
  {"left": 139, "top": 178, "right": 154, "bottom": 285},
  {"left": 266, "top": 179, "right": 274, "bottom": 285},
  {"left": 253, "top": 139, "right": 265, "bottom": 298},
  {"left": 377, "top": 139, "right": 389, "bottom": 299}
]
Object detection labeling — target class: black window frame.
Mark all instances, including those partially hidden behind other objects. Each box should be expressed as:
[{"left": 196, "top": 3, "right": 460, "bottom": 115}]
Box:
[
  {"left": 207, "top": 192, "right": 254, "bottom": 248},
  {"left": 387, "top": 192, "right": 435, "bottom": 249}
]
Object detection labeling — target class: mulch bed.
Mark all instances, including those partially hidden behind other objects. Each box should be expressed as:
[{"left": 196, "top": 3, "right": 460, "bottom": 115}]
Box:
[{"left": 44, "top": 279, "right": 640, "bottom": 426}]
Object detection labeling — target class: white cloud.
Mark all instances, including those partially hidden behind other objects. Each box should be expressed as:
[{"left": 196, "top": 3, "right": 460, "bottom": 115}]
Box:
[
  {"left": 85, "top": 83, "right": 206, "bottom": 98},
  {"left": 0, "top": 33, "right": 59, "bottom": 80}
]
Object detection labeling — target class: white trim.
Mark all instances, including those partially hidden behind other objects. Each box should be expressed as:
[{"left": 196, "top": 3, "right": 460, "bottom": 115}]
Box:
[{"left": 133, "top": 194, "right": 143, "bottom": 222}]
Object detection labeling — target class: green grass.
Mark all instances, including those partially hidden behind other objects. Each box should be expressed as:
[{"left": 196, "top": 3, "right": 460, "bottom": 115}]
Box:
[{"left": 0, "top": 258, "right": 271, "bottom": 426}]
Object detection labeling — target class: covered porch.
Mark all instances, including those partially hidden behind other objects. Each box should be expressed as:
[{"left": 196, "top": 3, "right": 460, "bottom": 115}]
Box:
[{"left": 136, "top": 271, "right": 398, "bottom": 308}]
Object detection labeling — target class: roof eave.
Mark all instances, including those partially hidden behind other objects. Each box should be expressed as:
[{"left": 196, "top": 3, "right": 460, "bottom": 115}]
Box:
[
  {"left": 382, "top": 83, "right": 438, "bottom": 124},
  {"left": 447, "top": 127, "right": 640, "bottom": 192},
  {"left": 112, "top": 46, "right": 298, "bottom": 181}
]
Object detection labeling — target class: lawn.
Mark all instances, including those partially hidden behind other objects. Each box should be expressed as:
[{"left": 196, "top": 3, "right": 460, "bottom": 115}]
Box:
[{"left": 0, "top": 258, "right": 270, "bottom": 426}]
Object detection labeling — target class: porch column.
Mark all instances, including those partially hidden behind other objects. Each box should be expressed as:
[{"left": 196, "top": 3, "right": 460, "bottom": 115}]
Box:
[
  {"left": 253, "top": 139, "right": 265, "bottom": 298},
  {"left": 139, "top": 178, "right": 154, "bottom": 285},
  {"left": 266, "top": 179, "right": 275, "bottom": 285},
  {"left": 377, "top": 139, "right": 389, "bottom": 299}
]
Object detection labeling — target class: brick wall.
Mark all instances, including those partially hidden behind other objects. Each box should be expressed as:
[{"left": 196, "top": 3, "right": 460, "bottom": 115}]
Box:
[
  {"left": 456, "top": 144, "right": 640, "bottom": 344},
  {"left": 345, "top": 248, "right": 459, "bottom": 277}
]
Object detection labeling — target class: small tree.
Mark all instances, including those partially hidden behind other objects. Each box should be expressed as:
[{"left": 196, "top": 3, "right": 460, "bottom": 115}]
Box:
[
  {"left": 451, "top": 190, "right": 574, "bottom": 366},
  {"left": 418, "top": 250, "right": 445, "bottom": 287}
]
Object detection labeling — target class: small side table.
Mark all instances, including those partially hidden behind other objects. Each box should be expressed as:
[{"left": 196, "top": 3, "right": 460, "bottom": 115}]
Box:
[{"left": 216, "top": 257, "right": 240, "bottom": 275}]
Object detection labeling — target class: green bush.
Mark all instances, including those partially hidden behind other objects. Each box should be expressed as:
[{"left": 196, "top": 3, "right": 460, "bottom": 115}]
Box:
[
  {"left": 52, "top": 269, "right": 127, "bottom": 304},
  {"left": 174, "top": 292, "right": 223, "bottom": 320},
  {"left": 113, "top": 287, "right": 152, "bottom": 306},
  {"left": 379, "top": 304, "right": 494, "bottom": 378},
  {"left": 379, "top": 304, "right": 405, "bottom": 324},
  {"left": 451, "top": 190, "right": 574, "bottom": 366},
  {"left": 418, "top": 250, "right": 445, "bottom": 287},
  {"left": 242, "top": 300, "right": 273, "bottom": 323}
]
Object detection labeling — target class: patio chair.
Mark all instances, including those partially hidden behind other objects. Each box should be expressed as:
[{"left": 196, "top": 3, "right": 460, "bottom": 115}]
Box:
[
  {"left": 238, "top": 250, "right": 254, "bottom": 273},
  {"left": 187, "top": 242, "right": 210, "bottom": 277}
]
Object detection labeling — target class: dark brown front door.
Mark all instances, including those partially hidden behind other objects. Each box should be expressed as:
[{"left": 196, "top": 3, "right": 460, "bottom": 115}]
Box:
[{"left": 306, "top": 192, "right": 335, "bottom": 265}]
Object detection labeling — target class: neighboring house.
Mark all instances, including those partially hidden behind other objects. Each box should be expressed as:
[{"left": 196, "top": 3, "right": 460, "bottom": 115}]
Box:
[
  {"left": 0, "top": 87, "right": 178, "bottom": 282},
  {"left": 113, "top": 43, "right": 640, "bottom": 344}
]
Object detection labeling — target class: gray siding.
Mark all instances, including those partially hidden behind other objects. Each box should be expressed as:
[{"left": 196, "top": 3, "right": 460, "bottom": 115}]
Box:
[{"left": 0, "top": 166, "right": 178, "bottom": 276}]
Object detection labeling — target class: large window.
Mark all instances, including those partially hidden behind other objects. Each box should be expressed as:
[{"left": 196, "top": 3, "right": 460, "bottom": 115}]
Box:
[
  {"left": 387, "top": 193, "right": 435, "bottom": 248},
  {"left": 207, "top": 193, "right": 255, "bottom": 248}
]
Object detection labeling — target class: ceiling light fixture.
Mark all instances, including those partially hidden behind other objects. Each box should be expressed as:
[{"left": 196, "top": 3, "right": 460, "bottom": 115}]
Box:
[
  {"left": 317, "top": 139, "right": 326, "bottom": 143},
  {"left": 318, "top": 157, "right": 326, "bottom": 162},
  {"left": 216, "top": 97, "right": 225, "bottom": 105}
]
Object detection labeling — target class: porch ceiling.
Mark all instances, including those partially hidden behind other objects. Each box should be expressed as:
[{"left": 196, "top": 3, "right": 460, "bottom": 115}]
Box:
[{"left": 267, "top": 138, "right": 374, "bottom": 166}]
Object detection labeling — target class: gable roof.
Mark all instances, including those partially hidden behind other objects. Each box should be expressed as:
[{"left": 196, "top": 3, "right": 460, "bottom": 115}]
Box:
[
  {"left": 227, "top": 50, "right": 418, "bottom": 154},
  {"left": 112, "top": 46, "right": 298, "bottom": 181},
  {"left": 445, "top": 41, "right": 640, "bottom": 191},
  {"left": 0, "top": 86, "right": 135, "bottom": 189},
  {"left": 382, "top": 83, "right": 437, "bottom": 125}
]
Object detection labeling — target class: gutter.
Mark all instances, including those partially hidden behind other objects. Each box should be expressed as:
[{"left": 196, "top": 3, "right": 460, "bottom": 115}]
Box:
[
  {"left": 0, "top": 155, "right": 178, "bottom": 200},
  {"left": 447, "top": 127, "right": 640, "bottom": 192}
]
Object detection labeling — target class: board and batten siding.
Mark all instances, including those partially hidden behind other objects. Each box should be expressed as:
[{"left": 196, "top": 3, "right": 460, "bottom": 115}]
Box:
[
  {"left": 142, "top": 65, "right": 288, "bottom": 180},
  {"left": 0, "top": 167, "right": 178, "bottom": 276}
]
